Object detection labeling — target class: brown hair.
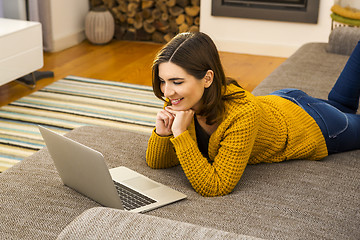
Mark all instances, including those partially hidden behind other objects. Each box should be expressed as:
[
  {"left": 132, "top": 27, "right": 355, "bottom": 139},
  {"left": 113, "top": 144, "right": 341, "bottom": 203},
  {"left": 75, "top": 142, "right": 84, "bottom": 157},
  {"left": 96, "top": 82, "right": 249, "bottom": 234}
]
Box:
[{"left": 152, "top": 32, "right": 242, "bottom": 125}]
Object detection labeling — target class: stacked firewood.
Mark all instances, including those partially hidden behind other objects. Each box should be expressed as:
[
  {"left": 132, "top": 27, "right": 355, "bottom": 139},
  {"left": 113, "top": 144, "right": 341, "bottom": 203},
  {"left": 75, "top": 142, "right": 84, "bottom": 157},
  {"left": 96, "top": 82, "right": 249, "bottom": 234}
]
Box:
[{"left": 90, "top": 0, "right": 200, "bottom": 43}]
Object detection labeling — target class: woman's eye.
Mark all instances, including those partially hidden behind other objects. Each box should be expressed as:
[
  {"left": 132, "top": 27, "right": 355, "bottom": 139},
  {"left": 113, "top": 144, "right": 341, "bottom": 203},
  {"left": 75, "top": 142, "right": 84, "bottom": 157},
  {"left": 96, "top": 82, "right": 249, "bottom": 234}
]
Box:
[{"left": 173, "top": 81, "right": 183, "bottom": 85}]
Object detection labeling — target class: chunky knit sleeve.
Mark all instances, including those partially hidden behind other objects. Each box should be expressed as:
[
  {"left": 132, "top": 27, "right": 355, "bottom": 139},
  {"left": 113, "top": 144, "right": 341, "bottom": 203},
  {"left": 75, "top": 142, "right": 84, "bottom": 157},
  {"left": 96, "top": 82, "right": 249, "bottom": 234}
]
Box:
[
  {"left": 170, "top": 106, "right": 260, "bottom": 197},
  {"left": 146, "top": 129, "right": 179, "bottom": 168}
]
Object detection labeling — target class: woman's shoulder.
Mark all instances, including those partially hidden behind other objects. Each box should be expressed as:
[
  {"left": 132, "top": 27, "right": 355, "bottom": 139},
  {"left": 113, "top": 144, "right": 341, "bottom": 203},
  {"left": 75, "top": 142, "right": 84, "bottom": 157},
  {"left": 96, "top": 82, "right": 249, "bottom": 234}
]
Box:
[
  {"left": 224, "top": 89, "right": 260, "bottom": 118},
  {"left": 224, "top": 83, "right": 257, "bottom": 105},
  {"left": 224, "top": 82, "right": 245, "bottom": 96}
]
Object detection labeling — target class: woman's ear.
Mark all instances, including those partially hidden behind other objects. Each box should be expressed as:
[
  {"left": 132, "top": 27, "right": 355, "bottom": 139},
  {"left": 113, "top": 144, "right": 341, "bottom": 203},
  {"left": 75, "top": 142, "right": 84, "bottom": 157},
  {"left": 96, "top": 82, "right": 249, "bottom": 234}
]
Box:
[{"left": 204, "top": 70, "right": 214, "bottom": 88}]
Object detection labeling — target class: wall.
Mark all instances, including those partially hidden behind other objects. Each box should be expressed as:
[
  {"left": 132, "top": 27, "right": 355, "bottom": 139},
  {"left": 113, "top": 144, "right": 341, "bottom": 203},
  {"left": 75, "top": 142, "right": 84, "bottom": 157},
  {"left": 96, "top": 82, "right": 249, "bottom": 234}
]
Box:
[
  {"left": 50, "top": 0, "right": 89, "bottom": 48},
  {"left": 40, "top": 0, "right": 89, "bottom": 52},
  {"left": 200, "top": 1, "right": 333, "bottom": 57}
]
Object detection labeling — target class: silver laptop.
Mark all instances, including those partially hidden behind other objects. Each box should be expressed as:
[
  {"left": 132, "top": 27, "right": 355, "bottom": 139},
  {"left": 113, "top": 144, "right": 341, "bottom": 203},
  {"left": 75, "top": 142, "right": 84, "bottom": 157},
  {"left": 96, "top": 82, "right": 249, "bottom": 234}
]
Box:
[{"left": 38, "top": 126, "right": 186, "bottom": 213}]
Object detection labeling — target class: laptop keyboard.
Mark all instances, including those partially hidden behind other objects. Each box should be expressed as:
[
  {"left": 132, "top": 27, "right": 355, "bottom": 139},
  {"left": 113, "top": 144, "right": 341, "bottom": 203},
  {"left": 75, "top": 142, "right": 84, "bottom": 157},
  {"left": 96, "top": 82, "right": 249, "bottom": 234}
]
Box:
[{"left": 113, "top": 181, "right": 156, "bottom": 211}]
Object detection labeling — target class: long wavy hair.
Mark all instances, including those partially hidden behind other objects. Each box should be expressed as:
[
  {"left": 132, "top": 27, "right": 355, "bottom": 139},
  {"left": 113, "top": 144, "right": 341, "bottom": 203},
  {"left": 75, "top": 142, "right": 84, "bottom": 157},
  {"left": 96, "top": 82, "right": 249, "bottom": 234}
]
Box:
[{"left": 152, "top": 32, "right": 243, "bottom": 125}]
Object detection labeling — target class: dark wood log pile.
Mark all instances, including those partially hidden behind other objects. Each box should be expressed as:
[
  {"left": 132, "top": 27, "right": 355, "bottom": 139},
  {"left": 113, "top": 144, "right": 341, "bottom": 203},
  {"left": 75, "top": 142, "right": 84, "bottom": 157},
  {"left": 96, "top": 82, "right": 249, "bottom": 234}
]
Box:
[{"left": 90, "top": 0, "right": 200, "bottom": 43}]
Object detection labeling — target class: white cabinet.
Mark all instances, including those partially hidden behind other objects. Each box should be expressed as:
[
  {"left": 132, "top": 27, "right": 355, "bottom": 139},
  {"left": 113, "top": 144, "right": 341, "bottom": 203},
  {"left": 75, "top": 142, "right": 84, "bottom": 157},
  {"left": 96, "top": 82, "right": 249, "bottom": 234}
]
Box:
[{"left": 0, "top": 18, "right": 43, "bottom": 85}]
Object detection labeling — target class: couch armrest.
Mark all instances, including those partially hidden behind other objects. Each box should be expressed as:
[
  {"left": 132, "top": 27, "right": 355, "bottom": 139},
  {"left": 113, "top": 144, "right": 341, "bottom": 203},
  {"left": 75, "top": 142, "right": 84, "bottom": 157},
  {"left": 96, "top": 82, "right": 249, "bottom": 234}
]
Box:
[
  {"left": 326, "top": 27, "right": 360, "bottom": 55},
  {"left": 56, "top": 207, "right": 262, "bottom": 240}
]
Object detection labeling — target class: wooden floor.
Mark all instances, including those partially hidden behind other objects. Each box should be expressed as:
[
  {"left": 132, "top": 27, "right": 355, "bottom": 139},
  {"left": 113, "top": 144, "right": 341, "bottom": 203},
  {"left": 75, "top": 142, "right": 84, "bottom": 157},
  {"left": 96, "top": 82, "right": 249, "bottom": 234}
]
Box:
[{"left": 0, "top": 40, "right": 287, "bottom": 107}]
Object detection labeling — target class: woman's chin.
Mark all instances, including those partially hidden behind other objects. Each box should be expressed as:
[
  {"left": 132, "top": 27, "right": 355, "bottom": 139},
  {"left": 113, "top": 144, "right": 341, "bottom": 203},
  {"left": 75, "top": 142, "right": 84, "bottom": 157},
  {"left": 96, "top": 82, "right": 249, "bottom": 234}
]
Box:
[
  {"left": 171, "top": 105, "right": 189, "bottom": 111},
  {"left": 172, "top": 106, "right": 185, "bottom": 111}
]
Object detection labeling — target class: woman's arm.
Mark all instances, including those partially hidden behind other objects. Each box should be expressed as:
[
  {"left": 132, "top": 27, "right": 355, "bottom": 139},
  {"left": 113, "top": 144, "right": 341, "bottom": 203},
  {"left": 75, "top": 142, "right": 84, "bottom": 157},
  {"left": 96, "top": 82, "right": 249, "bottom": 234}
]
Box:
[
  {"left": 146, "top": 129, "right": 179, "bottom": 168},
  {"left": 170, "top": 108, "right": 259, "bottom": 197}
]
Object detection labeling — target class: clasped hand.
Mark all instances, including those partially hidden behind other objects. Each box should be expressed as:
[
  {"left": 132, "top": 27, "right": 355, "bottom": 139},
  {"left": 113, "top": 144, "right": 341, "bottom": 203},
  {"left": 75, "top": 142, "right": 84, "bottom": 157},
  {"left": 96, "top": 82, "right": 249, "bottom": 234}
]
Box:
[{"left": 155, "top": 106, "right": 194, "bottom": 137}]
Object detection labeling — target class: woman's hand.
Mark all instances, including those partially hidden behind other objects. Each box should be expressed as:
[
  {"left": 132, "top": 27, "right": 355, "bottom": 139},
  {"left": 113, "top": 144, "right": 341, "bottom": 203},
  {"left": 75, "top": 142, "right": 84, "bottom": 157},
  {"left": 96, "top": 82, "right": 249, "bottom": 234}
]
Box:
[
  {"left": 155, "top": 109, "right": 175, "bottom": 136},
  {"left": 165, "top": 106, "right": 194, "bottom": 137}
]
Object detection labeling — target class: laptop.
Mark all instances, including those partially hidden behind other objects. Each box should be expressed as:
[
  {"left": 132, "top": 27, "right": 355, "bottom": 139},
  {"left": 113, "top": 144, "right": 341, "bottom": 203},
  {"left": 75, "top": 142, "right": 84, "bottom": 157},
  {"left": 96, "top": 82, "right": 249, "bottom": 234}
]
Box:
[{"left": 38, "top": 126, "right": 186, "bottom": 213}]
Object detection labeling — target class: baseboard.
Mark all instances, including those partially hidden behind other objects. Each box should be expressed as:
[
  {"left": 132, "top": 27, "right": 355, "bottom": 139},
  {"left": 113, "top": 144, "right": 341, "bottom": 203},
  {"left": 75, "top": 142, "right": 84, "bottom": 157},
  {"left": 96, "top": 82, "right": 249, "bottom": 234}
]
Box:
[
  {"left": 44, "top": 31, "right": 86, "bottom": 53},
  {"left": 214, "top": 39, "right": 300, "bottom": 57}
]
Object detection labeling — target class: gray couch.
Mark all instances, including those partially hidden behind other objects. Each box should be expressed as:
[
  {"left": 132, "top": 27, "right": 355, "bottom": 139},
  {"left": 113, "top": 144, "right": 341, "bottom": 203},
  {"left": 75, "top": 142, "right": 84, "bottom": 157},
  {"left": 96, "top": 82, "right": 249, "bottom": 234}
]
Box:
[{"left": 0, "top": 28, "right": 359, "bottom": 240}]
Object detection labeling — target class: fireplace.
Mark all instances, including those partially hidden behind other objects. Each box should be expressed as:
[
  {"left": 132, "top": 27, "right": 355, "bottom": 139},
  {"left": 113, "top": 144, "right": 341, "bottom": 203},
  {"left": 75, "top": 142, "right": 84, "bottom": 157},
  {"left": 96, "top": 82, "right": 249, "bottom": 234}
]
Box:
[{"left": 212, "top": 0, "right": 320, "bottom": 23}]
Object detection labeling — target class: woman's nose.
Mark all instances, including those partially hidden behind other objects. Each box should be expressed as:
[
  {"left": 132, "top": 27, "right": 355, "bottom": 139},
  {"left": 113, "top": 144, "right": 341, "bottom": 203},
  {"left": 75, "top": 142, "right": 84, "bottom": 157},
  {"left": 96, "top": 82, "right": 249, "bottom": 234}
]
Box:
[{"left": 162, "top": 84, "right": 174, "bottom": 98}]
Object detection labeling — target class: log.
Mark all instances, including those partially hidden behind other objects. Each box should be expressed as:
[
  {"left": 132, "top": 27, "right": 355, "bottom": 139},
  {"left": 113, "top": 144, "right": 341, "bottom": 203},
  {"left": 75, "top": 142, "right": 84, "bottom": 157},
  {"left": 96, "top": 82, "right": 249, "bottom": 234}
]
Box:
[
  {"left": 191, "top": 0, "right": 200, "bottom": 6},
  {"left": 142, "top": 0, "right": 154, "bottom": 9},
  {"left": 127, "top": 2, "right": 139, "bottom": 18},
  {"left": 169, "top": 6, "right": 184, "bottom": 16},
  {"left": 116, "top": 12, "right": 127, "bottom": 23},
  {"left": 188, "top": 25, "right": 199, "bottom": 32},
  {"left": 166, "top": 0, "right": 176, "bottom": 7},
  {"left": 144, "top": 20, "right": 156, "bottom": 33},
  {"left": 103, "top": 0, "right": 115, "bottom": 8},
  {"left": 176, "top": 0, "right": 189, "bottom": 8},
  {"left": 161, "top": 12, "right": 169, "bottom": 21},
  {"left": 134, "top": 12, "right": 144, "bottom": 29},
  {"left": 111, "top": 6, "right": 119, "bottom": 15},
  {"left": 156, "top": 0, "right": 168, "bottom": 13},
  {"left": 152, "top": 8, "right": 162, "bottom": 20},
  {"left": 142, "top": 8, "right": 152, "bottom": 19},
  {"left": 178, "top": 23, "right": 189, "bottom": 33},
  {"left": 154, "top": 19, "right": 170, "bottom": 33},
  {"left": 118, "top": 1, "right": 127, "bottom": 13},
  {"left": 146, "top": 16, "right": 155, "bottom": 23},
  {"left": 185, "top": 5, "right": 200, "bottom": 17},
  {"left": 194, "top": 16, "right": 200, "bottom": 25},
  {"left": 185, "top": 15, "right": 193, "bottom": 26},
  {"left": 127, "top": 17, "right": 134, "bottom": 25},
  {"left": 176, "top": 14, "right": 185, "bottom": 25}
]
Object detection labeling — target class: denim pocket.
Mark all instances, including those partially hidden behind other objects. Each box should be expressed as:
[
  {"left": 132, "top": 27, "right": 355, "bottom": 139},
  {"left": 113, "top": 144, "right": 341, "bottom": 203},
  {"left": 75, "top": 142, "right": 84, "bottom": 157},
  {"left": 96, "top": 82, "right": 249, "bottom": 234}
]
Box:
[
  {"left": 270, "top": 88, "right": 300, "bottom": 95},
  {"left": 270, "top": 88, "right": 305, "bottom": 106},
  {"left": 307, "top": 102, "right": 349, "bottom": 138}
]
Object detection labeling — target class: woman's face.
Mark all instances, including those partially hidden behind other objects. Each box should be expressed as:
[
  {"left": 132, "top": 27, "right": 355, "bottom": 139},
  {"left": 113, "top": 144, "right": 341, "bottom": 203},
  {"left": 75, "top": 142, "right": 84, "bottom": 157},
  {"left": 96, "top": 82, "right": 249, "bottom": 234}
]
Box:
[{"left": 158, "top": 62, "right": 211, "bottom": 112}]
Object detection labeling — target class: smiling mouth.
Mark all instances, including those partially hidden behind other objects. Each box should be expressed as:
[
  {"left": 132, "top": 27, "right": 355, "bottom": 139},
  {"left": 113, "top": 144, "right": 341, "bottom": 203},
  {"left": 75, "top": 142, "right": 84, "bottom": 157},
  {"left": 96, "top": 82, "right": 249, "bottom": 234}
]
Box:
[{"left": 171, "top": 98, "right": 184, "bottom": 105}]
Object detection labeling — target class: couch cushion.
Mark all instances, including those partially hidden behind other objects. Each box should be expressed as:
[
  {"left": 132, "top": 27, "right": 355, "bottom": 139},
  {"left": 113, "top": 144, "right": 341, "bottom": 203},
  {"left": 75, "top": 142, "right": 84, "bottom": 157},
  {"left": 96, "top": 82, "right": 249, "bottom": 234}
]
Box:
[
  {"left": 0, "top": 126, "right": 358, "bottom": 240},
  {"left": 327, "top": 27, "right": 360, "bottom": 56},
  {"left": 57, "top": 207, "right": 261, "bottom": 240}
]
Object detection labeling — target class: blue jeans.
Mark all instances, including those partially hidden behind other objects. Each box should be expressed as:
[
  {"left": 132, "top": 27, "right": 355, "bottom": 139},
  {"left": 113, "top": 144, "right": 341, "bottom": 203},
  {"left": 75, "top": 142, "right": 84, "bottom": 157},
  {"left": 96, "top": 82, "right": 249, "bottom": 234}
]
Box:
[{"left": 270, "top": 41, "right": 360, "bottom": 154}]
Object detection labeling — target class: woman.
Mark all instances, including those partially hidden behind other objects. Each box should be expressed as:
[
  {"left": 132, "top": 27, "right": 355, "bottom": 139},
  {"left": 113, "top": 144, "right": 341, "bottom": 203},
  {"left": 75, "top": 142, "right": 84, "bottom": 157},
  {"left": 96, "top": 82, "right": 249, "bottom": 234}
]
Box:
[{"left": 146, "top": 32, "right": 360, "bottom": 197}]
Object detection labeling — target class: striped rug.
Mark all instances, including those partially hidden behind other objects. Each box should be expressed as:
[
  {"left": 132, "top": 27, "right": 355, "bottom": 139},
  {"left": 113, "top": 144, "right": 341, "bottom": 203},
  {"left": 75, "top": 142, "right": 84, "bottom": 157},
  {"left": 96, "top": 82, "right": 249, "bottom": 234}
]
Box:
[{"left": 0, "top": 76, "right": 163, "bottom": 172}]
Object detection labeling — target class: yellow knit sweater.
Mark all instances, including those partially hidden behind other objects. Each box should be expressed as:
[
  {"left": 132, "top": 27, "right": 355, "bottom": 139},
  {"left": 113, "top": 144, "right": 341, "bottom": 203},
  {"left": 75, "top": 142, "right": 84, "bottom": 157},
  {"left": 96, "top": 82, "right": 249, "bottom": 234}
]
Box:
[{"left": 146, "top": 84, "right": 328, "bottom": 197}]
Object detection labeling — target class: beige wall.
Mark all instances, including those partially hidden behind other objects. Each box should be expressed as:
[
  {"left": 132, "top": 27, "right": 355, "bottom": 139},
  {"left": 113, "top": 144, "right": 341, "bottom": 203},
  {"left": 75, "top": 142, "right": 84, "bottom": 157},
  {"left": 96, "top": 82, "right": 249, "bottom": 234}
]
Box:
[
  {"left": 200, "top": 1, "right": 333, "bottom": 57},
  {"left": 39, "top": 0, "right": 89, "bottom": 52}
]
